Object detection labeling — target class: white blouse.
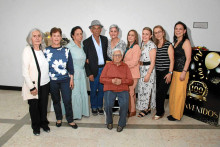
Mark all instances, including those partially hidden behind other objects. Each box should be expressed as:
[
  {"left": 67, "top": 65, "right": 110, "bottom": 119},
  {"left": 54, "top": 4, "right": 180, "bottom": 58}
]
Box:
[{"left": 34, "top": 50, "right": 50, "bottom": 86}]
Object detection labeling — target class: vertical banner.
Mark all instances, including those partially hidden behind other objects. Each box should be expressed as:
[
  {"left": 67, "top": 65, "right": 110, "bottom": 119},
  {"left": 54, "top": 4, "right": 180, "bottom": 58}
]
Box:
[{"left": 184, "top": 50, "right": 220, "bottom": 126}]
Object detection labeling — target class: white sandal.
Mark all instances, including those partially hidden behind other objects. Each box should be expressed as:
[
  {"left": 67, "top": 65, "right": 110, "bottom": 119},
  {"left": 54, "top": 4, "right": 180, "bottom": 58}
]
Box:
[{"left": 152, "top": 114, "right": 164, "bottom": 120}]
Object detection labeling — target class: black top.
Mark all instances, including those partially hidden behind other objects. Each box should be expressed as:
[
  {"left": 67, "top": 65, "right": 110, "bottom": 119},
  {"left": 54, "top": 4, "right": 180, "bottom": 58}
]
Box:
[
  {"left": 173, "top": 41, "right": 186, "bottom": 72},
  {"left": 155, "top": 41, "right": 171, "bottom": 71}
]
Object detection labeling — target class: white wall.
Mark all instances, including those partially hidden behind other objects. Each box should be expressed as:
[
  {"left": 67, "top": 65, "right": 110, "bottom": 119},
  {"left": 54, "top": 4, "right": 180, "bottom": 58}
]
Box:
[{"left": 0, "top": 0, "right": 220, "bottom": 87}]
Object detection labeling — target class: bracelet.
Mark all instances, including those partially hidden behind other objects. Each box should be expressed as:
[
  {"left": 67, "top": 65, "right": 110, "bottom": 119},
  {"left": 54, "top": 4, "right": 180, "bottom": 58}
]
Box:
[
  {"left": 168, "top": 71, "right": 173, "bottom": 74},
  {"left": 183, "top": 70, "right": 187, "bottom": 72}
]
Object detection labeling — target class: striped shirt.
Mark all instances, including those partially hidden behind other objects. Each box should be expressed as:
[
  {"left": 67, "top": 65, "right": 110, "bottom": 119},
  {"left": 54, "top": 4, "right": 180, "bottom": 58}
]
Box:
[{"left": 155, "top": 41, "right": 171, "bottom": 71}]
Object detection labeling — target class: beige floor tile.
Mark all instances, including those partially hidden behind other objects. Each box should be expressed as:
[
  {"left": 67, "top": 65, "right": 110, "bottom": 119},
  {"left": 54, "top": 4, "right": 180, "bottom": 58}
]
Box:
[
  {"left": 0, "top": 90, "right": 28, "bottom": 120},
  {"left": 3, "top": 125, "right": 220, "bottom": 147},
  {"left": 48, "top": 99, "right": 207, "bottom": 126},
  {"left": 1, "top": 90, "right": 220, "bottom": 147},
  {"left": 0, "top": 123, "right": 14, "bottom": 137}
]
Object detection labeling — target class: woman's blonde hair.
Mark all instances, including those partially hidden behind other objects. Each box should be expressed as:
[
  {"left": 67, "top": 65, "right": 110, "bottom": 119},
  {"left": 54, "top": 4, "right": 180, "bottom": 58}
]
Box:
[{"left": 142, "top": 27, "right": 153, "bottom": 41}]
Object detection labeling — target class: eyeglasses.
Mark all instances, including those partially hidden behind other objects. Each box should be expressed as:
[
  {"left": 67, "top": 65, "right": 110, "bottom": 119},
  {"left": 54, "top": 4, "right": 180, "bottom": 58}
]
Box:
[
  {"left": 113, "top": 54, "right": 122, "bottom": 58},
  {"left": 154, "top": 31, "right": 162, "bottom": 35}
]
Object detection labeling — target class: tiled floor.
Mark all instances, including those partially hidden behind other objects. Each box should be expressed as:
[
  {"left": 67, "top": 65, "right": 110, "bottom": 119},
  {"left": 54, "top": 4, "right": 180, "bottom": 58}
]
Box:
[{"left": 0, "top": 90, "right": 219, "bottom": 147}]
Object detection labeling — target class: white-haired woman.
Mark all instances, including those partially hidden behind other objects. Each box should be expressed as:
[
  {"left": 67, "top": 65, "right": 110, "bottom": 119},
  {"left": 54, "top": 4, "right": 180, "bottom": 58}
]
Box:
[
  {"left": 107, "top": 24, "right": 126, "bottom": 61},
  {"left": 100, "top": 48, "right": 133, "bottom": 132},
  {"left": 22, "top": 28, "right": 50, "bottom": 136}
]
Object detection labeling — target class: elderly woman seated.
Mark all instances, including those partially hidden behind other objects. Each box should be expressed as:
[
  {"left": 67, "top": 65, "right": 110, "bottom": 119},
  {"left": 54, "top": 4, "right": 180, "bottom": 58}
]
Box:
[{"left": 100, "top": 48, "right": 133, "bottom": 132}]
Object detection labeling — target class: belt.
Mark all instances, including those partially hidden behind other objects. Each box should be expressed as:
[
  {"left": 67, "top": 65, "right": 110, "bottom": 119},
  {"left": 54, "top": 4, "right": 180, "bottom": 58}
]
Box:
[
  {"left": 140, "top": 62, "right": 151, "bottom": 66},
  {"left": 98, "top": 64, "right": 105, "bottom": 68}
]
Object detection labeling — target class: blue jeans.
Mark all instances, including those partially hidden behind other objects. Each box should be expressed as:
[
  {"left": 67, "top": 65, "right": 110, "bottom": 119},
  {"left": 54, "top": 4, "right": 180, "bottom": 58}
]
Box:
[
  {"left": 90, "top": 67, "right": 104, "bottom": 109},
  {"left": 50, "top": 79, "right": 73, "bottom": 123},
  {"left": 104, "top": 91, "right": 129, "bottom": 127}
]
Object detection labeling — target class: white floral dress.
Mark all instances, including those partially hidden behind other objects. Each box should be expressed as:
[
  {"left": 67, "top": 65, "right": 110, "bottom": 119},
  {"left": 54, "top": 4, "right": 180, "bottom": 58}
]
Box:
[{"left": 136, "top": 40, "right": 156, "bottom": 110}]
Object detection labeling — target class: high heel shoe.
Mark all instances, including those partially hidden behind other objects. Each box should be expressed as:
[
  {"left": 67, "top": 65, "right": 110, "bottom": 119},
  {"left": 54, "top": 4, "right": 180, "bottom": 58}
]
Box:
[{"left": 137, "top": 109, "right": 151, "bottom": 117}]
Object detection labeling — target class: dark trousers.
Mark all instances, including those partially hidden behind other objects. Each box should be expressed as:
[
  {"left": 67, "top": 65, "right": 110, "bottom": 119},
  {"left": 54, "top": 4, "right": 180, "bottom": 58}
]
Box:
[
  {"left": 104, "top": 91, "right": 129, "bottom": 127},
  {"left": 50, "top": 79, "right": 73, "bottom": 123},
  {"left": 156, "top": 69, "right": 170, "bottom": 116},
  {"left": 28, "top": 82, "right": 50, "bottom": 131},
  {"left": 90, "top": 67, "right": 104, "bottom": 109}
]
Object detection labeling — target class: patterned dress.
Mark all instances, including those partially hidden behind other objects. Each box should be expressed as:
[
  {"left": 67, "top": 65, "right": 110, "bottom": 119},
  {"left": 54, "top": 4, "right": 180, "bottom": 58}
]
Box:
[
  {"left": 107, "top": 39, "right": 126, "bottom": 60},
  {"left": 136, "top": 40, "right": 156, "bottom": 110}
]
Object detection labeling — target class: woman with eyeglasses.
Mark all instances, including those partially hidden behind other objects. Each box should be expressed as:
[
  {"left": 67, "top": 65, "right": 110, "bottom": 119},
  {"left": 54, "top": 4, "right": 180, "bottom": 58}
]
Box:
[{"left": 152, "top": 25, "right": 174, "bottom": 120}]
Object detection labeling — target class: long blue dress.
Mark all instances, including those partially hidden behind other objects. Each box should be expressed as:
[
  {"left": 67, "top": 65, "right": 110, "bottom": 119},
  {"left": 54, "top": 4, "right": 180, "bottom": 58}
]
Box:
[{"left": 62, "top": 40, "right": 90, "bottom": 119}]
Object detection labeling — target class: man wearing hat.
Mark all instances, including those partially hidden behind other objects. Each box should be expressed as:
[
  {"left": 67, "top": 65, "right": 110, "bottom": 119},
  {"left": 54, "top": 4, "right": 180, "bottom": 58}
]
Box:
[{"left": 83, "top": 20, "right": 108, "bottom": 116}]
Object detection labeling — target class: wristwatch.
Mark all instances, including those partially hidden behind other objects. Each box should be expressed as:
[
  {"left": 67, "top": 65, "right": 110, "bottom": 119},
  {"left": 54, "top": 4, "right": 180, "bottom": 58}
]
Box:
[{"left": 168, "top": 71, "right": 173, "bottom": 74}]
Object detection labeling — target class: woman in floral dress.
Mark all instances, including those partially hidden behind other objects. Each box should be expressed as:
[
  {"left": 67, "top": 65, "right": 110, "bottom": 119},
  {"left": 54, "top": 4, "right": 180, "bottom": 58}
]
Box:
[{"left": 137, "top": 27, "right": 157, "bottom": 117}]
